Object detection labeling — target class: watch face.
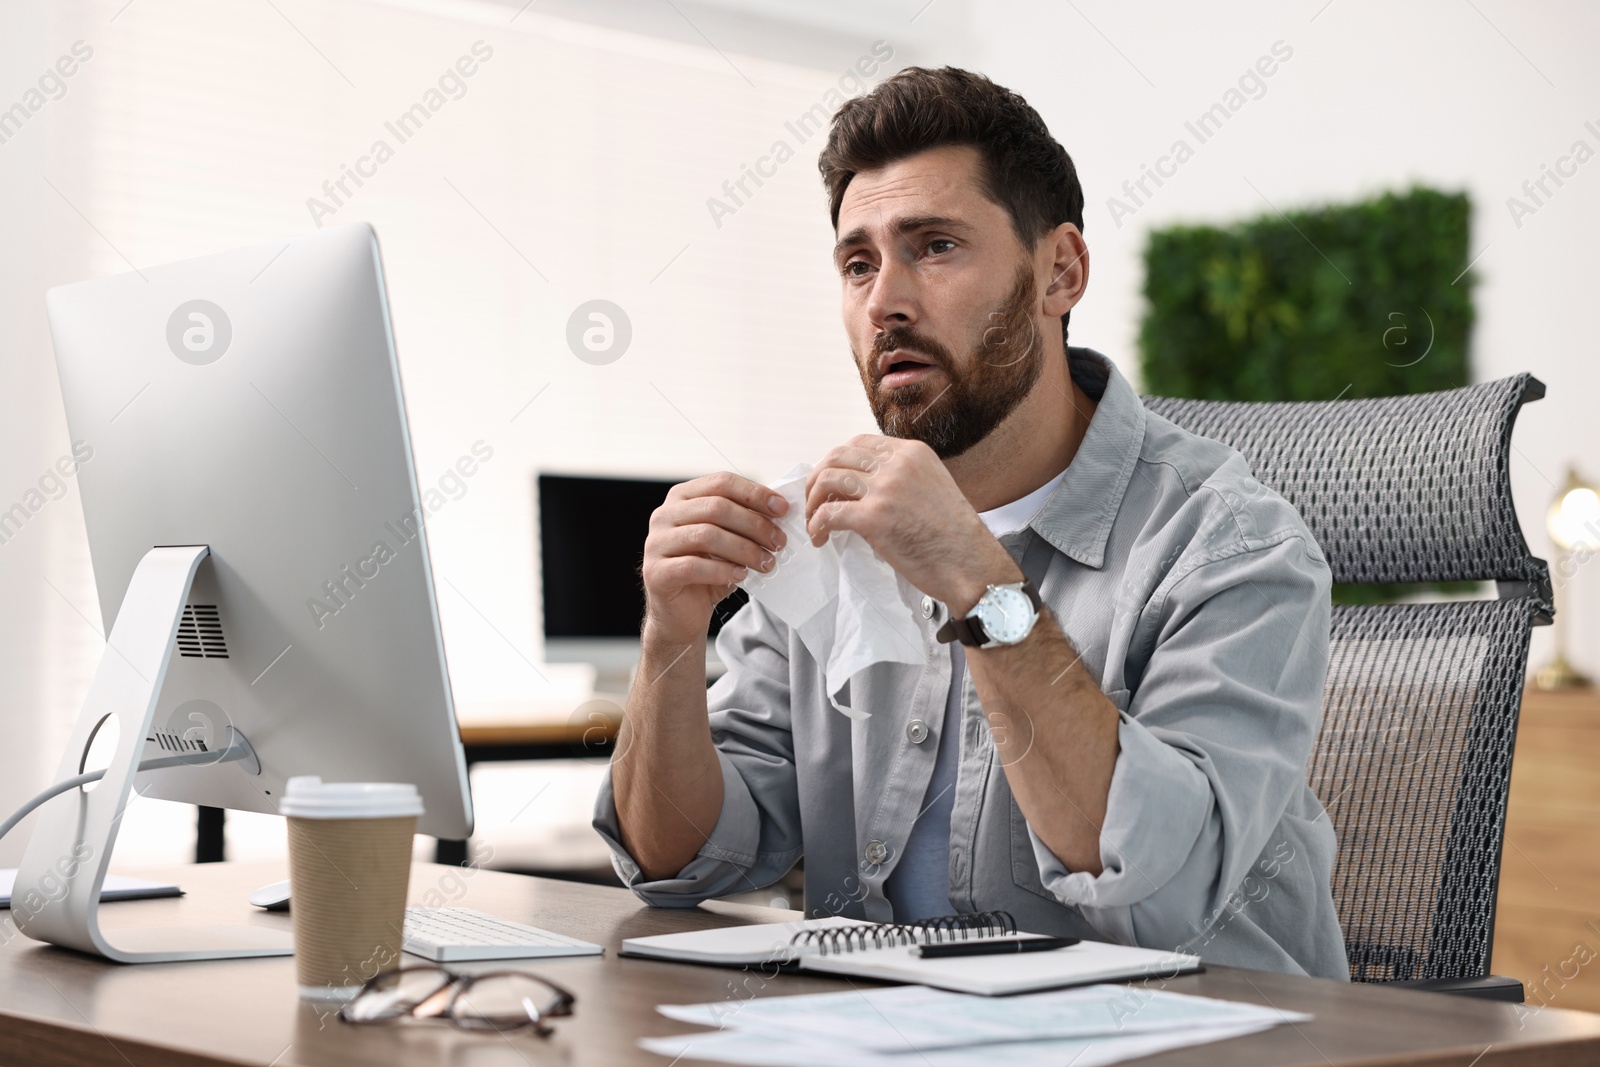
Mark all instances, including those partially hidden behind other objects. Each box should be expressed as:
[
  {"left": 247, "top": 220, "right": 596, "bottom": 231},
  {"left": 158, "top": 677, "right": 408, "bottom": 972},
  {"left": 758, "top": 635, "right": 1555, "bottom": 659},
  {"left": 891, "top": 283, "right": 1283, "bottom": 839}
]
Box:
[{"left": 976, "top": 586, "right": 1034, "bottom": 645}]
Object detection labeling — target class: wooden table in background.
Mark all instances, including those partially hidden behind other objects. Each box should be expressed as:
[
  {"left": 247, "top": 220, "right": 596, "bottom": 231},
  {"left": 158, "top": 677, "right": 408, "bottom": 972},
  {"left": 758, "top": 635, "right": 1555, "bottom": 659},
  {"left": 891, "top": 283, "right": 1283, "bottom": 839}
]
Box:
[
  {"left": 194, "top": 718, "right": 625, "bottom": 867},
  {"left": 457, "top": 718, "right": 618, "bottom": 758},
  {"left": 4, "top": 862, "right": 1600, "bottom": 1067},
  {"left": 1492, "top": 687, "right": 1600, "bottom": 1012},
  {"left": 427, "top": 717, "right": 622, "bottom": 866}
]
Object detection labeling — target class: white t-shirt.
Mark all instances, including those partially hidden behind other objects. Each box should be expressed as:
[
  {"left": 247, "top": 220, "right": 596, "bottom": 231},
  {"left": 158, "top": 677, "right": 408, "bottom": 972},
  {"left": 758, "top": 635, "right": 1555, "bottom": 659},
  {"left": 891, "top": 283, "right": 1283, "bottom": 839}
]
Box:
[
  {"left": 976, "top": 471, "right": 1068, "bottom": 540},
  {"left": 884, "top": 469, "right": 1067, "bottom": 921}
]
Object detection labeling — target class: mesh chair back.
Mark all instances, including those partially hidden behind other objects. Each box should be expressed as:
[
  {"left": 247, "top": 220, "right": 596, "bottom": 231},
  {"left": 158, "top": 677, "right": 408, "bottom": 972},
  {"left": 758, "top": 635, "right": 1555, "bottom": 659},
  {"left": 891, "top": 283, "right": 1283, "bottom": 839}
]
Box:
[{"left": 1144, "top": 374, "right": 1550, "bottom": 981}]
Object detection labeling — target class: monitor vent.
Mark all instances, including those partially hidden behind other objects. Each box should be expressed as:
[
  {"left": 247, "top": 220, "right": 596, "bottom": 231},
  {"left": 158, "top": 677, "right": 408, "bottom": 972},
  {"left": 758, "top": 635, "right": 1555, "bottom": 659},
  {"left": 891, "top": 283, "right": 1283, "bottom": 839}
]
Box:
[
  {"left": 176, "top": 605, "right": 229, "bottom": 659},
  {"left": 148, "top": 731, "right": 209, "bottom": 753}
]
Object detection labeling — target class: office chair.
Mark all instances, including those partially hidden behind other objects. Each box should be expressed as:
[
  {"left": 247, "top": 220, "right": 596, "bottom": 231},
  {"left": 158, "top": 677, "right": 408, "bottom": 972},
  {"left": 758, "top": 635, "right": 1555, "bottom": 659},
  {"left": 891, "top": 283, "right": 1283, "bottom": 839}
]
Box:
[{"left": 1145, "top": 374, "right": 1550, "bottom": 1001}]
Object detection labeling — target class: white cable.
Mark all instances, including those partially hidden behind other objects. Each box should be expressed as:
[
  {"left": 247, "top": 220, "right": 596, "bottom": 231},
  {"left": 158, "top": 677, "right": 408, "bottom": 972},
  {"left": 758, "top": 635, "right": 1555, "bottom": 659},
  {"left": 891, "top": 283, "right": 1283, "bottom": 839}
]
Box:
[{"left": 0, "top": 738, "right": 253, "bottom": 844}]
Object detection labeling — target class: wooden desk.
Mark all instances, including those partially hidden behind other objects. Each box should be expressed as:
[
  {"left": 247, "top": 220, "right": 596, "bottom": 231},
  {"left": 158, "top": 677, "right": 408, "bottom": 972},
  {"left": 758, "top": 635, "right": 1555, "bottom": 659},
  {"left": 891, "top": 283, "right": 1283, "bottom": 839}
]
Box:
[
  {"left": 3, "top": 863, "right": 1599, "bottom": 1066},
  {"left": 1492, "top": 687, "right": 1600, "bottom": 1012}
]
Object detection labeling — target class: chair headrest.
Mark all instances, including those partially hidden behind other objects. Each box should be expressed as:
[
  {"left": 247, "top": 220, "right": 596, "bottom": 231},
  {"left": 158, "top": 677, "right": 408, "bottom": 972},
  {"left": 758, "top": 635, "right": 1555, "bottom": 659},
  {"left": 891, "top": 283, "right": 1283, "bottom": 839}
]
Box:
[{"left": 1143, "top": 374, "right": 1548, "bottom": 588}]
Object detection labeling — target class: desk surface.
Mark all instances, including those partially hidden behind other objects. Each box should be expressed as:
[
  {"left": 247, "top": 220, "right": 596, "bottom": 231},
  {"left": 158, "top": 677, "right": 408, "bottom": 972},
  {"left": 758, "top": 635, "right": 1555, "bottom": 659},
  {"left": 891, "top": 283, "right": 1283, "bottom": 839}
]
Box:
[{"left": 3, "top": 862, "right": 1599, "bottom": 1067}]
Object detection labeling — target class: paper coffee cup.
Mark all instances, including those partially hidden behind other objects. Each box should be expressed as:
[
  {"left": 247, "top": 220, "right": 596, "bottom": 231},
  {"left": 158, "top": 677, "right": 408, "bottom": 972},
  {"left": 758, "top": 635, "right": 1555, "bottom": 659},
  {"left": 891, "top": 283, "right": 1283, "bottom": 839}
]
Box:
[{"left": 281, "top": 776, "right": 423, "bottom": 1001}]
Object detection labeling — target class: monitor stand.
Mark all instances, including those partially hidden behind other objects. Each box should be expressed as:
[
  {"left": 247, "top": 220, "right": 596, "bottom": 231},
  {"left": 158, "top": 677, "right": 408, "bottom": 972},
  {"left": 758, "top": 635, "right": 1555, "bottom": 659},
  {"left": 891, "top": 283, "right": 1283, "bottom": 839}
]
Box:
[{"left": 13, "top": 545, "right": 294, "bottom": 962}]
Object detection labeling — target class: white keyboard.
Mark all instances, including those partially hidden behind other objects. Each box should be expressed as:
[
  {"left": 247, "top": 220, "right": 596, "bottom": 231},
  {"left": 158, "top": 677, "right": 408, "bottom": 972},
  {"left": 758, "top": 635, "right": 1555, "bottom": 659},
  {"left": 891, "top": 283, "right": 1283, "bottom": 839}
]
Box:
[{"left": 402, "top": 907, "right": 604, "bottom": 963}]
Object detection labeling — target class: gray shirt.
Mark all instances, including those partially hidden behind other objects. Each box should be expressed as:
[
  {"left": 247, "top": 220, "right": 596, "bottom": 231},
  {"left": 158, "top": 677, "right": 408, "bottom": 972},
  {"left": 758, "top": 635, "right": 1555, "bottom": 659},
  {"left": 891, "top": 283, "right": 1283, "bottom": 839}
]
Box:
[
  {"left": 885, "top": 472, "right": 1065, "bottom": 922},
  {"left": 594, "top": 348, "right": 1349, "bottom": 979},
  {"left": 882, "top": 642, "right": 963, "bottom": 922}
]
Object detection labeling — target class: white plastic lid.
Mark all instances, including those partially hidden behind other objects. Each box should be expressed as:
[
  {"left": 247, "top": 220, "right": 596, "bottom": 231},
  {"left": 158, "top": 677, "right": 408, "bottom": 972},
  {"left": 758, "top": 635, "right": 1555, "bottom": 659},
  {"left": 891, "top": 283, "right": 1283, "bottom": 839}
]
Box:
[{"left": 279, "top": 776, "right": 424, "bottom": 819}]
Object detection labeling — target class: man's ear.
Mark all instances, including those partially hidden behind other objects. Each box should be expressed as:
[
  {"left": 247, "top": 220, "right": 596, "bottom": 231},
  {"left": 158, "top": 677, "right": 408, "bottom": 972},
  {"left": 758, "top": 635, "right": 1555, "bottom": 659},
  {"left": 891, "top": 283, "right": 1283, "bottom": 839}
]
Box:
[{"left": 1041, "top": 222, "right": 1089, "bottom": 321}]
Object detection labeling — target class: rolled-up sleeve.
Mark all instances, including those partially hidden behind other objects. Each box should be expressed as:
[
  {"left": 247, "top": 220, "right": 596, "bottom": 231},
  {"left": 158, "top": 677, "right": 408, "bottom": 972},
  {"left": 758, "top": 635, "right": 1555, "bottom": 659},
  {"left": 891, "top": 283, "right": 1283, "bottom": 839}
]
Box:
[
  {"left": 592, "top": 600, "right": 805, "bottom": 907},
  {"left": 1027, "top": 530, "right": 1331, "bottom": 950}
]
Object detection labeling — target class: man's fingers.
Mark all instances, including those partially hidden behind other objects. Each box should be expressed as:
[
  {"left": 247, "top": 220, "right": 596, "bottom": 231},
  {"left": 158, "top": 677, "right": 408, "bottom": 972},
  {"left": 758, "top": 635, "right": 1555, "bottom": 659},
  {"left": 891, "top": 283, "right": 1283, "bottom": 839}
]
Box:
[
  {"left": 807, "top": 497, "right": 863, "bottom": 546},
  {"left": 804, "top": 441, "right": 894, "bottom": 497},
  {"left": 668, "top": 494, "right": 787, "bottom": 552},
  {"left": 649, "top": 555, "right": 748, "bottom": 591},
  {"left": 674, "top": 471, "right": 787, "bottom": 517},
  {"left": 804, "top": 467, "right": 871, "bottom": 523},
  {"left": 815, "top": 444, "right": 882, "bottom": 475},
  {"left": 652, "top": 523, "right": 773, "bottom": 575}
]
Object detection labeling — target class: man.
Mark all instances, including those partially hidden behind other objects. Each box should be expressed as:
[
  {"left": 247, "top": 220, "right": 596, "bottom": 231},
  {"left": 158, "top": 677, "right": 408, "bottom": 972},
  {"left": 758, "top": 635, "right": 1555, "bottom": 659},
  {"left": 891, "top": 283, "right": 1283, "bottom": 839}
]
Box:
[{"left": 594, "top": 66, "right": 1347, "bottom": 978}]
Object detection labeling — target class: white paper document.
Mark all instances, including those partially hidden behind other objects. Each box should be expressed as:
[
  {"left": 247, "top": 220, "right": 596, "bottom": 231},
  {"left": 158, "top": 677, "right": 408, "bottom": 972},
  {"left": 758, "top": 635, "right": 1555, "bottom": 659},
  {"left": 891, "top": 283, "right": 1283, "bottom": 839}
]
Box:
[
  {"left": 738, "top": 463, "right": 926, "bottom": 720},
  {"left": 641, "top": 1020, "right": 1279, "bottom": 1067},
  {"left": 642, "top": 983, "right": 1309, "bottom": 1066}
]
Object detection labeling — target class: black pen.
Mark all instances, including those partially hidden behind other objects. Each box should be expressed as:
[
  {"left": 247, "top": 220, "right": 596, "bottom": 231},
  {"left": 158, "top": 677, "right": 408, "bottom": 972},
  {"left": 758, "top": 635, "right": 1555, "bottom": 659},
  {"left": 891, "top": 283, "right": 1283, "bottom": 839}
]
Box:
[{"left": 914, "top": 936, "right": 1079, "bottom": 959}]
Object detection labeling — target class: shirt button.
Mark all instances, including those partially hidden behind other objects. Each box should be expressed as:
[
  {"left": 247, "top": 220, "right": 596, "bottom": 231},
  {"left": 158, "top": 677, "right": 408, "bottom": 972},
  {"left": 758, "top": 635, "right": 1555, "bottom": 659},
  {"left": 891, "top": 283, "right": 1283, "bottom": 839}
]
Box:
[
  {"left": 921, "top": 596, "right": 935, "bottom": 619},
  {"left": 864, "top": 840, "right": 890, "bottom": 866},
  {"left": 906, "top": 719, "right": 929, "bottom": 744}
]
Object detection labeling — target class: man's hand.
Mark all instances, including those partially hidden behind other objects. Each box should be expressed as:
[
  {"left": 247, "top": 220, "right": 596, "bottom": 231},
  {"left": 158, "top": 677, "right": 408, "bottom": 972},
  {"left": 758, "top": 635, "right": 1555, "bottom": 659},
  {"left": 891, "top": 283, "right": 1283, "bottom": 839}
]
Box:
[
  {"left": 803, "top": 435, "right": 1020, "bottom": 615},
  {"left": 621, "top": 473, "right": 784, "bottom": 878},
  {"left": 642, "top": 472, "right": 789, "bottom": 646}
]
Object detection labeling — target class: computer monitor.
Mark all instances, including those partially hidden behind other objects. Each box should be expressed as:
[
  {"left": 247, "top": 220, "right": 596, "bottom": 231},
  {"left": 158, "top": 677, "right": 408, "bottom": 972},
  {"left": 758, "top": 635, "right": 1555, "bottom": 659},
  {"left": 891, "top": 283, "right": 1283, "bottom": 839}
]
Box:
[
  {"left": 16, "top": 223, "right": 471, "bottom": 962},
  {"left": 538, "top": 473, "right": 746, "bottom": 683}
]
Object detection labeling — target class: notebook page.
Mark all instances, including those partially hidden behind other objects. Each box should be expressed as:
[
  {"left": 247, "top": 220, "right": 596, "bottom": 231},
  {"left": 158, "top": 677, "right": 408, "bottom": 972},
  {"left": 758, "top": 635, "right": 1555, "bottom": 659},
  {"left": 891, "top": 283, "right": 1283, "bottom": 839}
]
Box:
[
  {"left": 802, "top": 938, "right": 1201, "bottom": 996},
  {"left": 619, "top": 915, "right": 870, "bottom": 965}
]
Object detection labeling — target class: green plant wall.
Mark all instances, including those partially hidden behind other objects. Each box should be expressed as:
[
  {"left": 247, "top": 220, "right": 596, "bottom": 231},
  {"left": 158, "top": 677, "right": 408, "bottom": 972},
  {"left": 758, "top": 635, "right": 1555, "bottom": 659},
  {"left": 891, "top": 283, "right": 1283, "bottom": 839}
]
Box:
[
  {"left": 1140, "top": 186, "right": 1473, "bottom": 402},
  {"left": 1138, "top": 186, "right": 1477, "bottom": 603}
]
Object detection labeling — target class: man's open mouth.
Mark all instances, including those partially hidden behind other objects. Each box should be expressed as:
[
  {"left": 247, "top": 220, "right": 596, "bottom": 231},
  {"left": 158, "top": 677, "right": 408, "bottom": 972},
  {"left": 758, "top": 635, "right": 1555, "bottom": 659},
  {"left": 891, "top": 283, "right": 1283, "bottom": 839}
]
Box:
[{"left": 877, "top": 349, "right": 939, "bottom": 383}]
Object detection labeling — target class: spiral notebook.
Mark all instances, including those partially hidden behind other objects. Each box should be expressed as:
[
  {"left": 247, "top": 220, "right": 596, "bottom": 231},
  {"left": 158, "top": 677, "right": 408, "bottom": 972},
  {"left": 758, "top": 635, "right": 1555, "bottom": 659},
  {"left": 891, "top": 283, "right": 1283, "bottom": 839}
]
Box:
[{"left": 620, "top": 912, "right": 1201, "bottom": 996}]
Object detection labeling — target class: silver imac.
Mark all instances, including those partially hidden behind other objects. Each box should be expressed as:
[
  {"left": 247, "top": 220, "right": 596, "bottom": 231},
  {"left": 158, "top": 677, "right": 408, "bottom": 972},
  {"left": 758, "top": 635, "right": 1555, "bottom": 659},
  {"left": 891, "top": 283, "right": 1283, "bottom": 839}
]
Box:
[{"left": 15, "top": 223, "right": 472, "bottom": 962}]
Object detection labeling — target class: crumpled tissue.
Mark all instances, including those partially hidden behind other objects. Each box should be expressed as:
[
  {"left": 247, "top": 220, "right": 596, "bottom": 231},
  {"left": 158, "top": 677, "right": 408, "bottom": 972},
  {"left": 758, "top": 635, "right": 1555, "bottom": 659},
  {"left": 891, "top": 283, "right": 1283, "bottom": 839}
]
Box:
[{"left": 737, "top": 463, "right": 927, "bottom": 720}]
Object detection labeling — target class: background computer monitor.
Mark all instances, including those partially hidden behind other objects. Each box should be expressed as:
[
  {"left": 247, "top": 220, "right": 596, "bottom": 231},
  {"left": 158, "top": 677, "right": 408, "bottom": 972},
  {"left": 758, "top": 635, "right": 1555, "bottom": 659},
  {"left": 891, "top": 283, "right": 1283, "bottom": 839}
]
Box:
[
  {"left": 538, "top": 472, "right": 747, "bottom": 679},
  {"left": 45, "top": 222, "right": 472, "bottom": 841}
]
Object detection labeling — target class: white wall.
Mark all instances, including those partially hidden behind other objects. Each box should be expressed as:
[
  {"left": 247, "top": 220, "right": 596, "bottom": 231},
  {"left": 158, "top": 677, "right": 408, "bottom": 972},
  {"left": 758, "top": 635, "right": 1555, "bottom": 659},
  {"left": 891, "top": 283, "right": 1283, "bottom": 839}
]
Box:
[{"left": 0, "top": 4, "right": 108, "bottom": 865}]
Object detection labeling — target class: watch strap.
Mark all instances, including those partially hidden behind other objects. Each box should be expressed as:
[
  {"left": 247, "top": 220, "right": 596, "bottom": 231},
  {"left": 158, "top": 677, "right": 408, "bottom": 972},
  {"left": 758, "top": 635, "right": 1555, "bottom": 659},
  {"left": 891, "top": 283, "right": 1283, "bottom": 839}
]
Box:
[
  {"left": 936, "top": 579, "right": 1042, "bottom": 647},
  {"left": 935, "top": 613, "right": 987, "bottom": 647}
]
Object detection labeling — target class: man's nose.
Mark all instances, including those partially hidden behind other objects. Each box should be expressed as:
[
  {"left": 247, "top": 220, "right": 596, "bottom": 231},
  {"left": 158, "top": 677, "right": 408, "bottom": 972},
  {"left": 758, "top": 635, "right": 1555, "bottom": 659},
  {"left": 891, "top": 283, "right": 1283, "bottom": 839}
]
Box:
[{"left": 865, "top": 256, "right": 919, "bottom": 331}]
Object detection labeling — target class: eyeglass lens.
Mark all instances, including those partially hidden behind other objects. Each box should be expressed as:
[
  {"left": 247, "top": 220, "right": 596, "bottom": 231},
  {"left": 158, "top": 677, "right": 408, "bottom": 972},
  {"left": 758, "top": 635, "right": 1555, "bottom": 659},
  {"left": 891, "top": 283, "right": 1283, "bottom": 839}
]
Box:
[
  {"left": 450, "top": 973, "right": 570, "bottom": 1031},
  {"left": 343, "top": 967, "right": 456, "bottom": 1023}
]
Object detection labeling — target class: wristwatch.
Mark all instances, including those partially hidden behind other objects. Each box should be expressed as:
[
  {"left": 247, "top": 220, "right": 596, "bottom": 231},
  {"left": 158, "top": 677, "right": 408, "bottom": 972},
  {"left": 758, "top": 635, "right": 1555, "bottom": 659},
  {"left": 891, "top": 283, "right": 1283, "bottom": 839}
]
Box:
[{"left": 935, "top": 579, "right": 1042, "bottom": 649}]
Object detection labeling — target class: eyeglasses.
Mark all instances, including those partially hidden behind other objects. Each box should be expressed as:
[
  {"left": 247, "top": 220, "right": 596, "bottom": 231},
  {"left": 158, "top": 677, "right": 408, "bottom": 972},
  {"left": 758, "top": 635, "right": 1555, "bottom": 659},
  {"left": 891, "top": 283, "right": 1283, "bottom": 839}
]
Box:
[{"left": 338, "top": 965, "right": 576, "bottom": 1036}]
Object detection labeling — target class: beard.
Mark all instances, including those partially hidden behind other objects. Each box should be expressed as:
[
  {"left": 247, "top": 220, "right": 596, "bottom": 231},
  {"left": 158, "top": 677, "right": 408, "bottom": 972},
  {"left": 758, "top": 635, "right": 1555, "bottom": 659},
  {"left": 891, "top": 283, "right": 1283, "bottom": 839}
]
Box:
[{"left": 856, "top": 259, "right": 1044, "bottom": 460}]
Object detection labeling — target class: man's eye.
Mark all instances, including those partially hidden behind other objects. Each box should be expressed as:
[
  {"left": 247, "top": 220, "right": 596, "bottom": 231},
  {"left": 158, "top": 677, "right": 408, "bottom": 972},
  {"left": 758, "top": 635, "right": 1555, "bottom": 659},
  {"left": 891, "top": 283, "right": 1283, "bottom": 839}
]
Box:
[
  {"left": 927, "top": 239, "right": 956, "bottom": 255},
  {"left": 844, "top": 260, "right": 872, "bottom": 277}
]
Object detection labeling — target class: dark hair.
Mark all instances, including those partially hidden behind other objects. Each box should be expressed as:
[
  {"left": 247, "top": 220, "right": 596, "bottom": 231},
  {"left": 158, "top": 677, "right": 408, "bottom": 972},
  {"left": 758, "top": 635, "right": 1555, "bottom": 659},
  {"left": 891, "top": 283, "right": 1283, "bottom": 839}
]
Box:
[{"left": 818, "top": 66, "right": 1085, "bottom": 344}]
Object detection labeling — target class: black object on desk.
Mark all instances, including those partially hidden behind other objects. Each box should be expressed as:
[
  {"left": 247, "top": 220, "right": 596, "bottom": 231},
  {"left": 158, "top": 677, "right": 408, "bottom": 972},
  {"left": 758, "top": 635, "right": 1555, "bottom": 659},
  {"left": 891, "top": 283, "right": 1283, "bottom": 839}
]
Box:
[{"left": 914, "top": 936, "right": 1078, "bottom": 959}]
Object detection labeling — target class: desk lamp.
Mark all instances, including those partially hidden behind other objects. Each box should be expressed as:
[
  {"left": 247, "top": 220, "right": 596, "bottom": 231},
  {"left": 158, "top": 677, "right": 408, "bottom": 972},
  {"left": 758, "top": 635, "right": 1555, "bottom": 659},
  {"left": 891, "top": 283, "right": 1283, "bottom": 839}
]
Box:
[{"left": 1534, "top": 466, "right": 1600, "bottom": 690}]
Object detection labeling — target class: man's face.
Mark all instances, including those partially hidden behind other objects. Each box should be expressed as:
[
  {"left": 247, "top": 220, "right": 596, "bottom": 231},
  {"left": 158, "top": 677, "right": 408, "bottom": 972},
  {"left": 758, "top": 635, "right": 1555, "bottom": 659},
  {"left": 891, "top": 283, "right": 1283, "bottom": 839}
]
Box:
[{"left": 833, "top": 144, "right": 1043, "bottom": 460}]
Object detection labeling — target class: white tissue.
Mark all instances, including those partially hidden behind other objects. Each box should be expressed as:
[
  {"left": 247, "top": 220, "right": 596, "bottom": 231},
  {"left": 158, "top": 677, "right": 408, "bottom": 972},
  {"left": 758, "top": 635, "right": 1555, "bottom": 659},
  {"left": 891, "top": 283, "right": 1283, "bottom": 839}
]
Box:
[{"left": 738, "top": 464, "right": 927, "bottom": 720}]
